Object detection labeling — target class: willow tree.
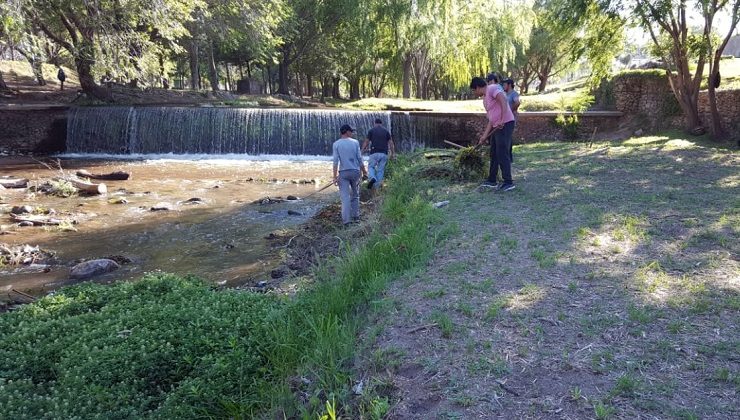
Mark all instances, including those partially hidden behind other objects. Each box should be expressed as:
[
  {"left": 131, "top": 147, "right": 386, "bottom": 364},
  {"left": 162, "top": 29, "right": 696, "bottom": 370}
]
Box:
[
  {"left": 517, "top": 0, "right": 623, "bottom": 93},
  {"left": 19, "top": 0, "right": 198, "bottom": 100}
]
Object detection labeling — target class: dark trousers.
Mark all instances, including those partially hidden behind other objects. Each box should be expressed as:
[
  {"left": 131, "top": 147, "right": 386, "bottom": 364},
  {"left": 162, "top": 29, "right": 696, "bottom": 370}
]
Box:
[{"left": 487, "top": 120, "right": 515, "bottom": 185}]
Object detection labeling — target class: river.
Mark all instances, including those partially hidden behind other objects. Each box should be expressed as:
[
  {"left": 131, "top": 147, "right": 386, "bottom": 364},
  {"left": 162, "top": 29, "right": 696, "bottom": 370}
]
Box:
[{"left": 0, "top": 156, "right": 334, "bottom": 300}]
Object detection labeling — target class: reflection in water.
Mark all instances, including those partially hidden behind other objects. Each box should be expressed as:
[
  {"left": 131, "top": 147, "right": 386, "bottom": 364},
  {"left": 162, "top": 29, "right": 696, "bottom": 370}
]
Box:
[{"left": 0, "top": 157, "right": 334, "bottom": 298}]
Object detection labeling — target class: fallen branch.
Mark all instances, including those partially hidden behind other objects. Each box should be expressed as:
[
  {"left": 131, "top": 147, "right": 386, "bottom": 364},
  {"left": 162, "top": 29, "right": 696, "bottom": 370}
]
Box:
[
  {"left": 10, "top": 214, "right": 67, "bottom": 226},
  {"left": 538, "top": 317, "right": 560, "bottom": 326},
  {"left": 495, "top": 379, "right": 520, "bottom": 397},
  {"left": 406, "top": 323, "right": 438, "bottom": 334},
  {"left": 58, "top": 178, "right": 107, "bottom": 195},
  {"left": 10, "top": 289, "right": 37, "bottom": 302},
  {"left": 76, "top": 169, "right": 130, "bottom": 180},
  {"left": 0, "top": 177, "right": 28, "bottom": 188}
]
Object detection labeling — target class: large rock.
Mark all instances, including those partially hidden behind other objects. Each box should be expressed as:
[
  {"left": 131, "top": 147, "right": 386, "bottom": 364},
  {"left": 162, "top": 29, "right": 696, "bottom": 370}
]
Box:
[
  {"left": 69, "top": 259, "right": 120, "bottom": 280},
  {"left": 11, "top": 205, "right": 35, "bottom": 215}
]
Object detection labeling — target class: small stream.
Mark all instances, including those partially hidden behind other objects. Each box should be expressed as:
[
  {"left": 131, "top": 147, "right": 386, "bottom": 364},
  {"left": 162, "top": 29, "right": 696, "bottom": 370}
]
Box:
[{"left": 0, "top": 156, "right": 334, "bottom": 300}]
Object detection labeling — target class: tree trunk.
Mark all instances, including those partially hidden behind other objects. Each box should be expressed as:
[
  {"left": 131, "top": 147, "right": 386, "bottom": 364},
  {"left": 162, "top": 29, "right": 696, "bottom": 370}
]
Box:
[
  {"left": 306, "top": 74, "right": 313, "bottom": 97},
  {"left": 225, "top": 63, "right": 232, "bottom": 91},
  {"left": 402, "top": 53, "right": 412, "bottom": 98},
  {"left": 321, "top": 76, "right": 331, "bottom": 98},
  {"left": 707, "top": 69, "right": 724, "bottom": 139},
  {"left": 189, "top": 40, "right": 200, "bottom": 90},
  {"left": 207, "top": 42, "right": 219, "bottom": 91},
  {"left": 537, "top": 73, "right": 548, "bottom": 93},
  {"left": 30, "top": 59, "right": 45, "bottom": 86},
  {"left": 332, "top": 76, "right": 341, "bottom": 99},
  {"left": 349, "top": 77, "right": 360, "bottom": 100},
  {"left": 277, "top": 46, "right": 291, "bottom": 95},
  {"left": 75, "top": 52, "right": 112, "bottom": 102},
  {"left": 295, "top": 72, "right": 303, "bottom": 97}
]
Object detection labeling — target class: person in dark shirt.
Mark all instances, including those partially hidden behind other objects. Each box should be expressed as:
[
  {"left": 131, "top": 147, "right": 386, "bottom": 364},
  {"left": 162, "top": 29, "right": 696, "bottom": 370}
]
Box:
[
  {"left": 361, "top": 118, "right": 395, "bottom": 189},
  {"left": 57, "top": 68, "right": 66, "bottom": 91}
]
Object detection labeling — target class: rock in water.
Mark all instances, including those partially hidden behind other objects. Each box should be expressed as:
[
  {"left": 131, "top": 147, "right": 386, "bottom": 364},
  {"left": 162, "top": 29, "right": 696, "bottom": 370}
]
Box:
[
  {"left": 69, "top": 259, "right": 120, "bottom": 280},
  {"left": 150, "top": 202, "right": 173, "bottom": 211},
  {"left": 11, "top": 205, "right": 35, "bottom": 215},
  {"left": 287, "top": 210, "right": 303, "bottom": 216},
  {"left": 286, "top": 195, "right": 299, "bottom": 200}
]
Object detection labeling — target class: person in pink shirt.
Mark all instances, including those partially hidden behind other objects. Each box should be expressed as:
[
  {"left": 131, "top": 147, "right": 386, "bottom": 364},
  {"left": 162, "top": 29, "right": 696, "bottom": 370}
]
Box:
[{"left": 470, "top": 76, "right": 516, "bottom": 191}]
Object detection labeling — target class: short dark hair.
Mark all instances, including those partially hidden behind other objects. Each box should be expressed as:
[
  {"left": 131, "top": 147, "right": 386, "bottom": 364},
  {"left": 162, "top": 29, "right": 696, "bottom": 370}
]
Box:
[
  {"left": 486, "top": 72, "right": 500, "bottom": 83},
  {"left": 374, "top": 118, "right": 383, "bottom": 124},
  {"left": 340, "top": 124, "right": 354, "bottom": 134},
  {"left": 470, "top": 77, "right": 487, "bottom": 89},
  {"left": 503, "top": 78, "right": 515, "bottom": 87}
]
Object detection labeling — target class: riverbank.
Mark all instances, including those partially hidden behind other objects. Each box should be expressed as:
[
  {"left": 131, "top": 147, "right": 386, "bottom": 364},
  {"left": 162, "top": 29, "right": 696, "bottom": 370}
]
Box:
[{"left": 0, "top": 157, "right": 451, "bottom": 417}]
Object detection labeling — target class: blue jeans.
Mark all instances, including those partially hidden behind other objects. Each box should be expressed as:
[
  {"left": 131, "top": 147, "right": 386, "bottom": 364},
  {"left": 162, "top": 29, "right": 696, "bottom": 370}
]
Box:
[
  {"left": 367, "top": 152, "right": 388, "bottom": 188},
  {"left": 488, "top": 121, "right": 515, "bottom": 185},
  {"left": 338, "top": 169, "right": 360, "bottom": 224}
]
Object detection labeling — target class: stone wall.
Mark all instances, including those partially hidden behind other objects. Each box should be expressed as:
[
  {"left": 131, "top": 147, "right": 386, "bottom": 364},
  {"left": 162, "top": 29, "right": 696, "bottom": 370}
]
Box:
[
  {"left": 392, "top": 111, "right": 622, "bottom": 148},
  {"left": 696, "top": 89, "right": 740, "bottom": 132},
  {"left": 612, "top": 70, "right": 740, "bottom": 134},
  {"left": 0, "top": 106, "right": 67, "bottom": 155}
]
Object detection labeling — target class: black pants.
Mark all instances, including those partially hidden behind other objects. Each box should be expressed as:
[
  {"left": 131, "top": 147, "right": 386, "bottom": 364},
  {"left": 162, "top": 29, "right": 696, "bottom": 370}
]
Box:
[{"left": 487, "top": 120, "right": 515, "bottom": 185}]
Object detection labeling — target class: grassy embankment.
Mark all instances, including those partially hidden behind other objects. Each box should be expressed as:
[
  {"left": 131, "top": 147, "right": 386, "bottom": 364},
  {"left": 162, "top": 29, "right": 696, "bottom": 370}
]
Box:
[
  {"left": 0, "top": 160, "right": 455, "bottom": 418},
  {"left": 355, "top": 132, "right": 739, "bottom": 418}
]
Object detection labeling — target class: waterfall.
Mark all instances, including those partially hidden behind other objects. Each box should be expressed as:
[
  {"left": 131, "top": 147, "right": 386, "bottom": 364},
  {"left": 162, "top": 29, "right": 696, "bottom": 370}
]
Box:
[{"left": 66, "top": 107, "right": 428, "bottom": 155}]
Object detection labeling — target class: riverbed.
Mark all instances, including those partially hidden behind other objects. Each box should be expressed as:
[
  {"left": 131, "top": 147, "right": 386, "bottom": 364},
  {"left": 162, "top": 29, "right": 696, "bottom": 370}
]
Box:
[{"left": 0, "top": 156, "right": 334, "bottom": 300}]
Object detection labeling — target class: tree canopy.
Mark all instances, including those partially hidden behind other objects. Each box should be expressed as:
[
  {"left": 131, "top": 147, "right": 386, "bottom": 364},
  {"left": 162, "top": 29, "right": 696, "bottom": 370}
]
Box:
[{"left": 0, "top": 0, "right": 632, "bottom": 100}]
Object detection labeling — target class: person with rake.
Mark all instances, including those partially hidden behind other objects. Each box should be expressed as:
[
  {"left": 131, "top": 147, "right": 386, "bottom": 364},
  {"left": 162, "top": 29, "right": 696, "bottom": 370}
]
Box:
[{"left": 470, "top": 76, "right": 516, "bottom": 191}]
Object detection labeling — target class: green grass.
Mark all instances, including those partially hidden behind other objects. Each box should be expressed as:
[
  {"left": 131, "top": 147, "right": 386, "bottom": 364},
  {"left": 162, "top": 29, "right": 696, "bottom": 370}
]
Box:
[
  {"left": 432, "top": 311, "right": 454, "bottom": 339},
  {"left": 0, "top": 158, "right": 447, "bottom": 418}
]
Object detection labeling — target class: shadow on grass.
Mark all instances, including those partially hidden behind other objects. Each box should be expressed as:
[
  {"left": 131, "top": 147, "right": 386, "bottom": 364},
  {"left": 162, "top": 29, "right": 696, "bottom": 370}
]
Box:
[{"left": 427, "top": 132, "right": 738, "bottom": 418}]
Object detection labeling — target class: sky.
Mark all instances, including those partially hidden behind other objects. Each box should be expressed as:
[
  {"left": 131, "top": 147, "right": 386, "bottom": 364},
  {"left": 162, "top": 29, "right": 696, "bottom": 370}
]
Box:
[{"left": 626, "top": 4, "right": 739, "bottom": 49}]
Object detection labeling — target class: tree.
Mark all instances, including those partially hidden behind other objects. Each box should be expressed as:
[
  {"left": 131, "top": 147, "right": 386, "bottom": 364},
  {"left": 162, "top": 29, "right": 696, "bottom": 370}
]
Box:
[
  {"left": 19, "top": 0, "right": 197, "bottom": 100},
  {"left": 516, "top": 0, "right": 623, "bottom": 93},
  {"left": 0, "top": 1, "right": 47, "bottom": 86},
  {"left": 701, "top": 0, "right": 740, "bottom": 139},
  {"left": 580, "top": 0, "right": 739, "bottom": 135}
]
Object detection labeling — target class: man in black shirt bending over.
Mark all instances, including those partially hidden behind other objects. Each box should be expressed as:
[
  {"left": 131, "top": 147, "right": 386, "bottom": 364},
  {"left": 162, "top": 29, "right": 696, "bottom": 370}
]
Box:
[{"left": 362, "top": 118, "right": 395, "bottom": 189}]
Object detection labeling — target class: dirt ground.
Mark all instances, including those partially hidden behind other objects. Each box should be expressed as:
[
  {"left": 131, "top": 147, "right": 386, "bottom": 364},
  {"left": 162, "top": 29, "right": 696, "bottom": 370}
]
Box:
[{"left": 357, "top": 137, "right": 738, "bottom": 419}]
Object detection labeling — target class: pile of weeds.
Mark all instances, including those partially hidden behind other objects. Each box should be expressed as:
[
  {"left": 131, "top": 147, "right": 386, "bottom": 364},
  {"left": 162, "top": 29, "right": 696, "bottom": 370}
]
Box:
[
  {"left": 454, "top": 146, "right": 487, "bottom": 179},
  {"left": 405, "top": 147, "right": 487, "bottom": 181}
]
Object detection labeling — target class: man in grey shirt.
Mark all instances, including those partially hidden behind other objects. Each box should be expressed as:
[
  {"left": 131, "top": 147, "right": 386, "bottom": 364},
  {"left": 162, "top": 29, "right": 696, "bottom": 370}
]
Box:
[{"left": 333, "top": 124, "right": 368, "bottom": 225}]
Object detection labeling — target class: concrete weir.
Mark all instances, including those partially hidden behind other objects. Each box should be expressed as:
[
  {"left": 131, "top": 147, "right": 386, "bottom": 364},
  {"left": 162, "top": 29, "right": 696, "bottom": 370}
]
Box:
[{"left": 0, "top": 105, "right": 622, "bottom": 156}]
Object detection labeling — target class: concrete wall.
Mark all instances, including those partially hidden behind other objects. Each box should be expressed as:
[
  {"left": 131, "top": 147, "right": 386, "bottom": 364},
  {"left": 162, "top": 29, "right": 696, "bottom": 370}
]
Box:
[
  {"left": 393, "top": 111, "right": 622, "bottom": 148},
  {"left": 0, "top": 106, "right": 67, "bottom": 155}
]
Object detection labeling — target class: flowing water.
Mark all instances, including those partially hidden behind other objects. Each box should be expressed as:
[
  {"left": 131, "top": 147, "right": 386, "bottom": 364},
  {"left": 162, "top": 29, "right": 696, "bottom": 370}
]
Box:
[
  {"left": 0, "top": 156, "right": 334, "bottom": 300},
  {"left": 65, "top": 106, "right": 447, "bottom": 156},
  {"left": 67, "top": 107, "right": 401, "bottom": 154}
]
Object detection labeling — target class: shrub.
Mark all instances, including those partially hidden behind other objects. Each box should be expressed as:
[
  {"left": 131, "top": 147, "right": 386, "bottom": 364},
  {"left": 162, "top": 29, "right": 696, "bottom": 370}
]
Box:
[{"left": 555, "top": 114, "right": 580, "bottom": 140}]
